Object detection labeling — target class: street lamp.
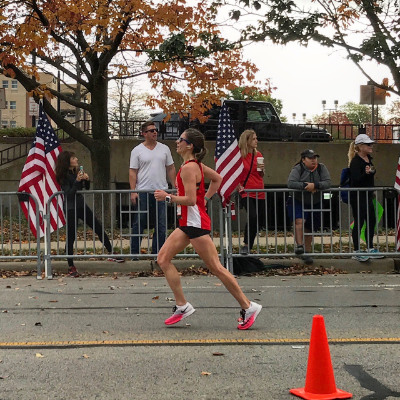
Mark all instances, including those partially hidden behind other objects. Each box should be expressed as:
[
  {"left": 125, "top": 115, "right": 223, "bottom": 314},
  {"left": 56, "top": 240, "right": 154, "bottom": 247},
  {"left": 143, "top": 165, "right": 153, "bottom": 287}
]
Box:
[
  {"left": 322, "top": 100, "right": 338, "bottom": 124},
  {"left": 292, "top": 112, "right": 296, "bottom": 122}
]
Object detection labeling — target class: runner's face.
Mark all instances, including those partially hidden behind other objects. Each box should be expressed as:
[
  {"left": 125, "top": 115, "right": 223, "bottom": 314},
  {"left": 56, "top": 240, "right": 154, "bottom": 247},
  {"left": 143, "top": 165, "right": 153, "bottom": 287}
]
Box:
[{"left": 176, "top": 133, "right": 192, "bottom": 155}]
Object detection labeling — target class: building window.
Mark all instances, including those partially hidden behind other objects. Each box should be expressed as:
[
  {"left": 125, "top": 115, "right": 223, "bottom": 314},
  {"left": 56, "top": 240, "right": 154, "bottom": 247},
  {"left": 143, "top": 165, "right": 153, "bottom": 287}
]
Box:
[
  {"left": 11, "top": 80, "right": 18, "bottom": 89},
  {"left": 1, "top": 121, "right": 8, "bottom": 127},
  {"left": 9, "top": 101, "right": 16, "bottom": 110},
  {"left": 10, "top": 121, "right": 16, "bottom": 128},
  {"left": 2, "top": 80, "right": 8, "bottom": 89}
]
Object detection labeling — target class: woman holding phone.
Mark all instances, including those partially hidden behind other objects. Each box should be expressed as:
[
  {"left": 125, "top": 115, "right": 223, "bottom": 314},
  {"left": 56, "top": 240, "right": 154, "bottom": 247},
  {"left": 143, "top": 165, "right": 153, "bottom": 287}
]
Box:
[{"left": 55, "top": 151, "right": 124, "bottom": 277}]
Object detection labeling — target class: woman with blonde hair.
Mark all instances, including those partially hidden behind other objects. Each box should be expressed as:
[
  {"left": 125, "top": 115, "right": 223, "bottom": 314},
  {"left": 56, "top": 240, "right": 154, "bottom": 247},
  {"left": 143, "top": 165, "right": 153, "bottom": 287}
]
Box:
[
  {"left": 348, "top": 134, "right": 384, "bottom": 261},
  {"left": 237, "top": 129, "right": 266, "bottom": 254}
]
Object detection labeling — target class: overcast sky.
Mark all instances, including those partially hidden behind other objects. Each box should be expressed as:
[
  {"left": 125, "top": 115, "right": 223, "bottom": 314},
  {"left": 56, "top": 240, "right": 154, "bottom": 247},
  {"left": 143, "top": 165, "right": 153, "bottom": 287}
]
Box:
[{"left": 242, "top": 40, "right": 399, "bottom": 122}]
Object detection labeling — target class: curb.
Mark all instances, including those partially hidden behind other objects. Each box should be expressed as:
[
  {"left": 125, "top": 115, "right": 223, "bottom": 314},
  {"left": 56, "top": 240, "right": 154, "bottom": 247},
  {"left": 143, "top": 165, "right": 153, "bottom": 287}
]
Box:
[{"left": 0, "top": 257, "right": 398, "bottom": 275}]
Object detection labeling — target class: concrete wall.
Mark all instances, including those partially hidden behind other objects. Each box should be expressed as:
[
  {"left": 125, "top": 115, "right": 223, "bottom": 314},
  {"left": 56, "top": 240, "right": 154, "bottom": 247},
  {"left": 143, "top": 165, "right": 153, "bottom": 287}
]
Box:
[{"left": 1, "top": 139, "right": 399, "bottom": 191}]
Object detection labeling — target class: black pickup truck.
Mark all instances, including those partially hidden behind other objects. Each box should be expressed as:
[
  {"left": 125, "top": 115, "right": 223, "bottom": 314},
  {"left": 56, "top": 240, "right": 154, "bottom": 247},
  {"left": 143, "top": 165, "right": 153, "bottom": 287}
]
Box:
[{"left": 151, "top": 100, "right": 332, "bottom": 142}]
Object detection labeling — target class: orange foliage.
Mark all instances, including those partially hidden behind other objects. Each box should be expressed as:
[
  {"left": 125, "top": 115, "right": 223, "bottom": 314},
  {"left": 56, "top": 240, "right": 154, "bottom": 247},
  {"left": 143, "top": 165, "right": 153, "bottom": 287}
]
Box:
[{"left": 0, "top": 0, "right": 265, "bottom": 119}]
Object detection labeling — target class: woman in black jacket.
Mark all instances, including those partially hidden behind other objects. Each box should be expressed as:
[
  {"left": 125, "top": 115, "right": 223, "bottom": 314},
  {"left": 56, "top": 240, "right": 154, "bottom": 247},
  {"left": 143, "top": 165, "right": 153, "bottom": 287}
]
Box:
[
  {"left": 55, "top": 151, "right": 123, "bottom": 277},
  {"left": 348, "top": 134, "right": 384, "bottom": 262}
]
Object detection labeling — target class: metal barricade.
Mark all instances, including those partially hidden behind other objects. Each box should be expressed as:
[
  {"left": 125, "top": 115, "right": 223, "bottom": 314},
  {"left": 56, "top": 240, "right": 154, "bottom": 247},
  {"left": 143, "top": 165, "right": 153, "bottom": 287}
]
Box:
[
  {"left": 0, "top": 192, "right": 42, "bottom": 278},
  {"left": 1, "top": 187, "right": 397, "bottom": 279},
  {"left": 44, "top": 189, "right": 225, "bottom": 278},
  {"left": 229, "top": 187, "right": 399, "bottom": 262}
]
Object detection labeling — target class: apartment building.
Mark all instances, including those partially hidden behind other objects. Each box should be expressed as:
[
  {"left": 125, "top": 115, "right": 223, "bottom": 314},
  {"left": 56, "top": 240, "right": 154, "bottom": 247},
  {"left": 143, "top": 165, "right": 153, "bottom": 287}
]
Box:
[{"left": 0, "top": 72, "right": 84, "bottom": 129}]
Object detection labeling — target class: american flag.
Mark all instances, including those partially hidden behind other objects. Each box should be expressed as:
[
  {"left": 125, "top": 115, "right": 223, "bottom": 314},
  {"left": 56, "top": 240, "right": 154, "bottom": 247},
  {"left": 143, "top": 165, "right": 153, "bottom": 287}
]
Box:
[
  {"left": 214, "top": 102, "right": 244, "bottom": 207},
  {"left": 394, "top": 157, "right": 400, "bottom": 251},
  {"left": 18, "top": 103, "right": 66, "bottom": 238}
]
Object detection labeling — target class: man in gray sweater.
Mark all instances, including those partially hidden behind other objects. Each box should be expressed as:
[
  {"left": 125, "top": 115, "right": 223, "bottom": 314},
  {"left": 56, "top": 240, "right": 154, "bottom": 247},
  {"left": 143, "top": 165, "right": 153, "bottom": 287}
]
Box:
[{"left": 287, "top": 149, "right": 331, "bottom": 264}]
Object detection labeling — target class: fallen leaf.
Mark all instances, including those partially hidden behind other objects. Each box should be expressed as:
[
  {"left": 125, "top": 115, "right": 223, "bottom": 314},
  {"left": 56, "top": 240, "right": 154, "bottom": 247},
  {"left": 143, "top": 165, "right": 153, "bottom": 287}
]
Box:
[
  {"left": 2, "top": 310, "right": 7, "bottom": 313},
  {"left": 214, "top": 283, "right": 222, "bottom": 286},
  {"left": 103, "top": 331, "right": 109, "bottom": 334},
  {"left": 109, "top": 286, "right": 115, "bottom": 290},
  {"left": 142, "top": 282, "right": 148, "bottom": 286},
  {"left": 49, "top": 300, "right": 58, "bottom": 303},
  {"left": 35, "top": 353, "right": 44, "bottom": 358},
  {"left": 82, "top": 354, "right": 90, "bottom": 359},
  {"left": 212, "top": 352, "right": 224, "bottom": 356},
  {"left": 201, "top": 371, "right": 212, "bottom": 376},
  {"left": 152, "top": 296, "right": 159, "bottom": 300},
  {"left": 35, "top": 322, "right": 42, "bottom": 326}
]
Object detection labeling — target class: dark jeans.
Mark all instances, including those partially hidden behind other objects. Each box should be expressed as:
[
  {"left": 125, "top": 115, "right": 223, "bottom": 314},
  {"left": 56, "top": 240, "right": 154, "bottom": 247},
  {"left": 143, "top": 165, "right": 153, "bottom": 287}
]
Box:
[
  {"left": 66, "top": 205, "right": 112, "bottom": 267},
  {"left": 130, "top": 192, "right": 166, "bottom": 255},
  {"left": 350, "top": 191, "right": 376, "bottom": 250},
  {"left": 242, "top": 197, "right": 266, "bottom": 250}
]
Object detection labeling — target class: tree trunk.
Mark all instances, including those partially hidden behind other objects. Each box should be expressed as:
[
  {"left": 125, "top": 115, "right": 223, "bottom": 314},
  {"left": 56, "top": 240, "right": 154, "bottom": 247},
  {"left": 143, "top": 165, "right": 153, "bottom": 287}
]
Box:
[{"left": 89, "top": 75, "right": 112, "bottom": 227}]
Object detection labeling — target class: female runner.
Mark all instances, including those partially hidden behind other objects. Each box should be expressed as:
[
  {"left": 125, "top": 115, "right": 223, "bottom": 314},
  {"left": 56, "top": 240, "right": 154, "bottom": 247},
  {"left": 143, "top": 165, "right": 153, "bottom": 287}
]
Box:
[{"left": 154, "top": 128, "right": 262, "bottom": 330}]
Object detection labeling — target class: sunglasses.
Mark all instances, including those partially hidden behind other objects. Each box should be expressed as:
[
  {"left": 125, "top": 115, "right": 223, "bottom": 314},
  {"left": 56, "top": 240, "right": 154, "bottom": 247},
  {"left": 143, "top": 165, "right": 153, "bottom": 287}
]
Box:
[
  {"left": 363, "top": 143, "right": 374, "bottom": 146},
  {"left": 178, "top": 137, "right": 191, "bottom": 145},
  {"left": 144, "top": 128, "right": 158, "bottom": 133}
]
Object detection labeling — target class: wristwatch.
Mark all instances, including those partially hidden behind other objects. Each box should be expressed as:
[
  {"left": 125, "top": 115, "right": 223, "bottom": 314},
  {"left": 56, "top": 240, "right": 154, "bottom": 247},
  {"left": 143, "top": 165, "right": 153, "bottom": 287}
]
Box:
[{"left": 165, "top": 195, "right": 172, "bottom": 203}]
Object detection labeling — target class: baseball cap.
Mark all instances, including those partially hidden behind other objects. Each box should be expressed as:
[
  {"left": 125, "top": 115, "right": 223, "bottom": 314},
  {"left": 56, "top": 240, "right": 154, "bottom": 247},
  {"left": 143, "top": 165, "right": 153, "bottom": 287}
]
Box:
[
  {"left": 301, "top": 149, "right": 320, "bottom": 158},
  {"left": 355, "top": 133, "right": 375, "bottom": 145}
]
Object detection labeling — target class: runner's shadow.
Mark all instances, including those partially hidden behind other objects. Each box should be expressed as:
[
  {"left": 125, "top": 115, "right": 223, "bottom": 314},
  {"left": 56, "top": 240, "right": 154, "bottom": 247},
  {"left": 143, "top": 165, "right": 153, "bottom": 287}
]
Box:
[{"left": 344, "top": 364, "right": 400, "bottom": 400}]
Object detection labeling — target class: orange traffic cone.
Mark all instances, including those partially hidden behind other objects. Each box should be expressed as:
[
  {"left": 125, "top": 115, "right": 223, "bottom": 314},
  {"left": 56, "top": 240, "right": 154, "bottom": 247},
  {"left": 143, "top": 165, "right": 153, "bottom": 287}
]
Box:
[{"left": 290, "top": 315, "right": 352, "bottom": 400}]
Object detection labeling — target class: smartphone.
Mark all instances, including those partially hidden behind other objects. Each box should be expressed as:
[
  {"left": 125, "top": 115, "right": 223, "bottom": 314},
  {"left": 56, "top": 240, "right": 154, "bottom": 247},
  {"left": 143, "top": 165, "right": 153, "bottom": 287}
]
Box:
[{"left": 79, "top": 166, "right": 84, "bottom": 173}]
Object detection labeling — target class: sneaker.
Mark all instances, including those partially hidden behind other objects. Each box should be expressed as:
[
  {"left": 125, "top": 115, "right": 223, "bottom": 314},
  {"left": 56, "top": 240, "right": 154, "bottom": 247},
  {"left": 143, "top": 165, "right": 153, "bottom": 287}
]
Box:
[
  {"left": 295, "top": 245, "right": 304, "bottom": 255},
  {"left": 240, "top": 245, "right": 249, "bottom": 255},
  {"left": 237, "top": 301, "right": 262, "bottom": 330},
  {"left": 352, "top": 251, "right": 369, "bottom": 262},
  {"left": 164, "top": 302, "right": 196, "bottom": 325},
  {"left": 107, "top": 254, "right": 125, "bottom": 263},
  {"left": 67, "top": 266, "right": 79, "bottom": 278},
  {"left": 368, "top": 249, "right": 385, "bottom": 259}
]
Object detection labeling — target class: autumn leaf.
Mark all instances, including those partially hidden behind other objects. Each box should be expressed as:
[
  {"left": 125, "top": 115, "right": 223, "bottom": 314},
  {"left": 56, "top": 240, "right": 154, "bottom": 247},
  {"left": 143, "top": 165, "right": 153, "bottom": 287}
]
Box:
[
  {"left": 35, "top": 353, "right": 44, "bottom": 358},
  {"left": 201, "top": 371, "right": 212, "bottom": 376}
]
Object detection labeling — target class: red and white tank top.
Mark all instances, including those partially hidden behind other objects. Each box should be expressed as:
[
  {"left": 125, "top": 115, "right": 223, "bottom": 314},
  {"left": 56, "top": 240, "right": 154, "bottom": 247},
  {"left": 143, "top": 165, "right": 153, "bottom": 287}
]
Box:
[{"left": 176, "top": 160, "right": 211, "bottom": 230}]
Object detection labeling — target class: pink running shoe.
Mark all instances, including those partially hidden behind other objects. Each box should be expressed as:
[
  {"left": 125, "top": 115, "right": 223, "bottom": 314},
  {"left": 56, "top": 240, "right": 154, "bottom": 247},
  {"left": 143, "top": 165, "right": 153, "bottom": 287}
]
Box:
[
  {"left": 237, "top": 301, "right": 262, "bottom": 330},
  {"left": 165, "top": 302, "right": 195, "bottom": 325}
]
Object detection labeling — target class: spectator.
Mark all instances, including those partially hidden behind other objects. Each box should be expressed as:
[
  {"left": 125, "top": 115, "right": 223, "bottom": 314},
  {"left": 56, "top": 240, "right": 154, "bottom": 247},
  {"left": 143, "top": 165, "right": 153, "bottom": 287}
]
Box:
[
  {"left": 348, "top": 134, "right": 384, "bottom": 261},
  {"left": 55, "top": 151, "right": 124, "bottom": 277},
  {"left": 129, "top": 122, "right": 176, "bottom": 258},
  {"left": 237, "top": 129, "right": 266, "bottom": 254},
  {"left": 154, "top": 128, "right": 262, "bottom": 330},
  {"left": 287, "top": 149, "right": 331, "bottom": 264}
]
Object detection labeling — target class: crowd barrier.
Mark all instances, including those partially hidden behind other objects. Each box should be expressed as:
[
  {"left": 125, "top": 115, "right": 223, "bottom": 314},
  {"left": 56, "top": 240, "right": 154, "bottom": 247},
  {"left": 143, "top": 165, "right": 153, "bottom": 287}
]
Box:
[{"left": 0, "top": 187, "right": 399, "bottom": 279}]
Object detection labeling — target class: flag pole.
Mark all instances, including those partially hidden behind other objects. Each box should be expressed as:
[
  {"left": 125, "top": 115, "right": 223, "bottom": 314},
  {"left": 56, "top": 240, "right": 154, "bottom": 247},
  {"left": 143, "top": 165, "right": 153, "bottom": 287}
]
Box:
[
  {"left": 38, "top": 98, "right": 52, "bottom": 279},
  {"left": 225, "top": 204, "right": 233, "bottom": 273}
]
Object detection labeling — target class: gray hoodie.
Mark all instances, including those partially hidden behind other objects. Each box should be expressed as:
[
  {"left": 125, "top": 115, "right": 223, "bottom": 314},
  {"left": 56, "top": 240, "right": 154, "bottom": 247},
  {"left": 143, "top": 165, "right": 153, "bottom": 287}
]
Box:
[{"left": 287, "top": 162, "right": 331, "bottom": 206}]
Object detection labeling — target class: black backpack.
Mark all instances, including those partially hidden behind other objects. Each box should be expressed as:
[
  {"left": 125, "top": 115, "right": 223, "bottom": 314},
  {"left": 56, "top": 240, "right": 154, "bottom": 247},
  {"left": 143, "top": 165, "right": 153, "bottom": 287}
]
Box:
[{"left": 232, "top": 257, "right": 266, "bottom": 275}]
